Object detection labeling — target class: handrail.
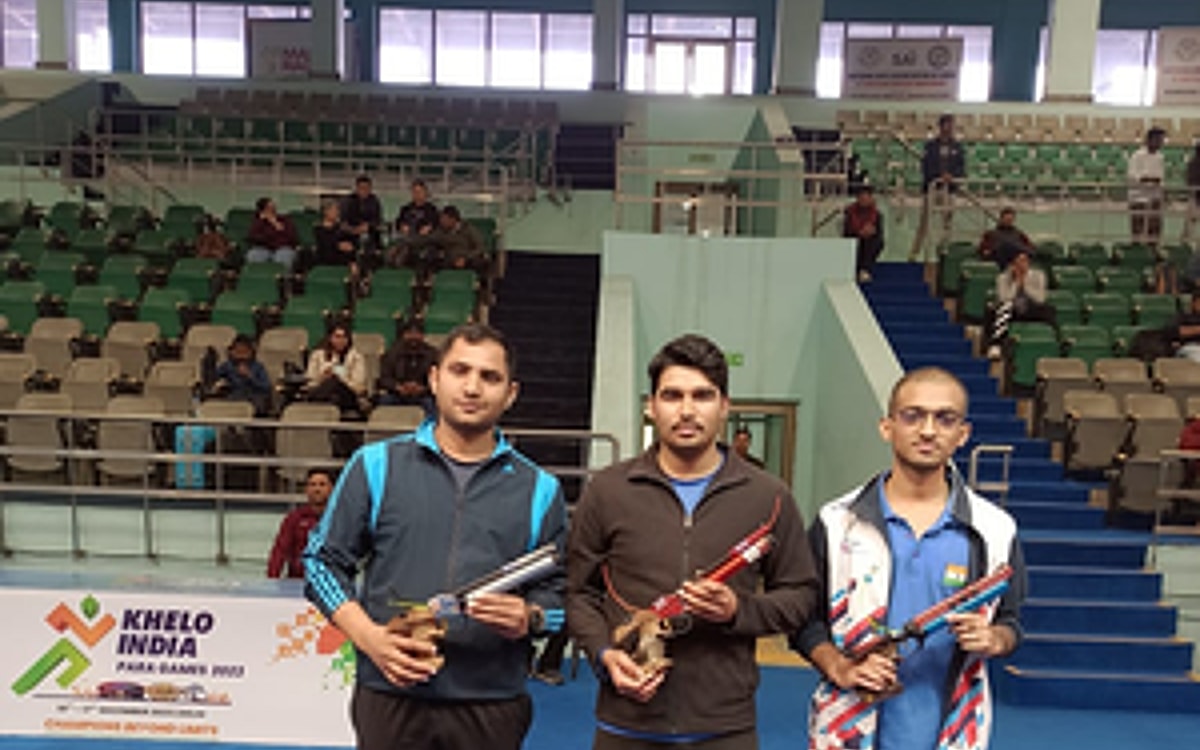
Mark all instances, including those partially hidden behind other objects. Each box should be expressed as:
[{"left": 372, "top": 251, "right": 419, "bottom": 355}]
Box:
[
  {"left": 1150, "top": 448, "right": 1200, "bottom": 567},
  {"left": 967, "top": 444, "right": 1014, "bottom": 506}
]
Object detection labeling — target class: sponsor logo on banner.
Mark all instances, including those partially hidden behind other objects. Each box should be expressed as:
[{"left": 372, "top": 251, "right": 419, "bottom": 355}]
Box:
[
  {"left": 843, "top": 38, "right": 964, "bottom": 101},
  {"left": 1157, "top": 27, "right": 1200, "bottom": 105}
]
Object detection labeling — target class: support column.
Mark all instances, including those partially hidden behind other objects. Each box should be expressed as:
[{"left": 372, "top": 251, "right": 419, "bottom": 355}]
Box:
[
  {"left": 1044, "top": 0, "right": 1101, "bottom": 102},
  {"left": 109, "top": 0, "right": 136, "bottom": 73},
  {"left": 592, "top": 0, "right": 623, "bottom": 91},
  {"left": 310, "top": 0, "right": 345, "bottom": 80},
  {"left": 36, "top": 0, "right": 74, "bottom": 70},
  {"left": 772, "top": 0, "right": 823, "bottom": 97}
]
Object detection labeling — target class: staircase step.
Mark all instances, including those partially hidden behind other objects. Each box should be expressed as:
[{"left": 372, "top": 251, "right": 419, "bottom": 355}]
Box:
[
  {"left": 897, "top": 354, "right": 991, "bottom": 376},
  {"left": 956, "top": 373, "right": 1000, "bottom": 399},
  {"left": 969, "top": 415, "right": 1028, "bottom": 440},
  {"left": 870, "top": 305, "right": 949, "bottom": 324},
  {"left": 995, "top": 665, "right": 1200, "bottom": 713},
  {"left": 1006, "top": 480, "right": 1094, "bottom": 504},
  {"left": 1021, "top": 536, "right": 1148, "bottom": 568},
  {"left": 1011, "top": 633, "right": 1193, "bottom": 674},
  {"left": 1008, "top": 501, "right": 1105, "bottom": 530},
  {"left": 871, "top": 262, "right": 927, "bottom": 282},
  {"left": 961, "top": 438, "right": 1050, "bottom": 459},
  {"left": 968, "top": 398, "right": 1017, "bottom": 416},
  {"left": 1021, "top": 598, "right": 1177, "bottom": 637},
  {"left": 887, "top": 337, "right": 974, "bottom": 357},
  {"left": 879, "top": 322, "right": 962, "bottom": 339},
  {"left": 970, "top": 457, "right": 1064, "bottom": 483},
  {"left": 1027, "top": 565, "right": 1163, "bottom": 601}
]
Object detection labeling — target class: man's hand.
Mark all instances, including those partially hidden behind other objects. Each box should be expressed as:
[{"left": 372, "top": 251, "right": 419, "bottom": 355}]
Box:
[
  {"left": 831, "top": 652, "right": 898, "bottom": 693},
  {"left": 359, "top": 621, "right": 440, "bottom": 688},
  {"left": 465, "top": 593, "right": 530, "bottom": 640},
  {"left": 680, "top": 580, "right": 738, "bottom": 623},
  {"left": 862, "top": 224, "right": 877, "bottom": 238},
  {"left": 601, "top": 649, "right": 666, "bottom": 703},
  {"left": 948, "top": 612, "right": 1009, "bottom": 657}
]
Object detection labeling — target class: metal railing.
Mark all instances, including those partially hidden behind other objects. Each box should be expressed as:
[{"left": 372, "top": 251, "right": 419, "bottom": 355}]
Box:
[
  {"left": 967, "top": 444, "right": 1014, "bottom": 506},
  {"left": 1150, "top": 448, "right": 1200, "bottom": 566},
  {"left": 0, "top": 407, "right": 620, "bottom": 564}
]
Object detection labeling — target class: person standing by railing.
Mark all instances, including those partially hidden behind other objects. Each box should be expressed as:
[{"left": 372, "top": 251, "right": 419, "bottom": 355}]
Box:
[
  {"left": 1182, "top": 143, "right": 1200, "bottom": 244},
  {"left": 1127, "top": 127, "right": 1166, "bottom": 247},
  {"left": 267, "top": 467, "right": 335, "bottom": 579},
  {"left": 910, "top": 114, "right": 966, "bottom": 263}
]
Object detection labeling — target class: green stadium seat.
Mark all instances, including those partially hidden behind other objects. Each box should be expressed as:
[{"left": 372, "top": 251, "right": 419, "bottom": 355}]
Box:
[
  {"left": 133, "top": 229, "right": 181, "bottom": 269},
  {"left": 1163, "top": 244, "right": 1193, "bottom": 275},
  {"left": 303, "top": 265, "right": 351, "bottom": 310},
  {"left": 424, "top": 292, "right": 474, "bottom": 335},
  {"left": 0, "top": 280, "right": 46, "bottom": 334},
  {"left": 938, "top": 243, "right": 978, "bottom": 296},
  {"left": 223, "top": 207, "right": 256, "bottom": 246},
  {"left": 45, "top": 201, "right": 88, "bottom": 237},
  {"left": 162, "top": 204, "right": 206, "bottom": 233},
  {"left": 1112, "top": 243, "right": 1157, "bottom": 269},
  {"left": 169, "top": 257, "right": 220, "bottom": 303},
  {"left": 1081, "top": 292, "right": 1132, "bottom": 330},
  {"left": 1095, "top": 266, "right": 1144, "bottom": 295},
  {"left": 1052, "top": 266, "right": 1097, "bottom": 297},
  {"left": 1130, "top": 294, "right": 1178, "bottom": 328},
  {"left": 1046, "top": 289, "right": 1081, "bottom": 325},
  {"left": 34, "top": 251, "right": 86, "bottom": 299},
  {"left": 99, "top": 254, "right": 146, "bottom": 302},
  {"left": 1034, "top": 241, "right": 1068, "bottom": 268},
  {"left": 1068, "top": 243, "right": 1109, "bottom": 271},
  {"left": 959, "top": 262, "right": 997, "bottom": 323},
  {"left": 1007, "top": 322, "right": 1060, "bottom": 390},
  {"left": 431, "top": 269, "right": 476, "bottom": 297},
  {"left": 282, "top": 296, "right": 332, "bottom": 345},
  {"left": 66, "top": 285, "right": 117, "bottom": 337},
  {"left": 0, "top": 199, "right": 30, "bottom": 238},
  {"left": 237, "top": 262, "right": 286, "bottom": 306},
  {"left": 139, "top": 286, "right": 190, "bottom": 340},
  {"left": 71, "top": 228, "right": 111, "bottom": 268},
  {"left": 107, "top": 205, "right": 152, "bottom": 238},
  {"left": 1059, "top": 324, "right": 1112, "bottom": 368},
  {"left": 210, "top": 291, "right": 260, "bottom": 338},
  {"left": 1111, "top": 325, "right": 1146, "bottom": 357},
  {"left": 353, "top": 296, "right": 401, "bottom": 344}
]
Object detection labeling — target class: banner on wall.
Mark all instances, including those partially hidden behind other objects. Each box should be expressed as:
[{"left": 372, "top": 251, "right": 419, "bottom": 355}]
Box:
[
  {"left": 0, "top": 585, "right": 354, "bottom": 745},
  {"left": 842, "top": 38, "right": 963, "bottom": 100},
  {"left": 247, "top": 19, "right": 359, "bottom": 80},
  {"left": 1156, "top": 27, "right": 1200, "bottom": 105}
]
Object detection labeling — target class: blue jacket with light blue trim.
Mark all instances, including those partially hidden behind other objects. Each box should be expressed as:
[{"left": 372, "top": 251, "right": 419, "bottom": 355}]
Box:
[{"left": 303, "top": 420, "right": 566, "bottom": 701}]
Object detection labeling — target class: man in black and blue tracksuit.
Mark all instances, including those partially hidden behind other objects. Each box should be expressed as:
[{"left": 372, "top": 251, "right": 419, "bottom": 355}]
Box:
[{"left": 304, "top": 323, "right": 566, "bottom": 750}]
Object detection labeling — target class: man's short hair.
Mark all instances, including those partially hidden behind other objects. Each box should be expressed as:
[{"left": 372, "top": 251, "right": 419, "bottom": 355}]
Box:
[
  {"left": 856, "top": 184, "right": 874, "bottom": 196},
  {"left": 229, "top": 333, "right": 255, "bottom": 351},
  {"left": 412, "top": 178, "right": 427, "bottom": 190},
  {"left": 648, "top": 334, "right": 728, "bottom": 396},
  {"left": 437, "top": 323, "right": 516, "bottom": 379},
  {"left": 938, "top": 113, "right": 954, "bottom": 127},
  {"left": 307, "top": 467, "right": 336, "bottom": 484},
  {"left": 255, "top": 196, "right": 271, "bottom": 212},
  {"left": 355, "top": 175, "right": 371, "bottom": 186},
  {"left": 1000, "top": 206, "right": 1016, "bottom": 216},
  {"left": 1148, "top": 127, "right": 1166, "bottom": 140},
  {"left": 887, "top": 367, "right": 970, "bottom": 416},
  {"left": 734, "top": 426, "right": 751, "bottom": 437},
  {"left": 442, "top": 205, "right": 462, "bottom": 221}
]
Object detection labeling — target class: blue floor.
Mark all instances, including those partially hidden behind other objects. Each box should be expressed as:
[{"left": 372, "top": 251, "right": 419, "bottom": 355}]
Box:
[{"left": 4, "top": 667, "right": 1200, "bottom": 749}]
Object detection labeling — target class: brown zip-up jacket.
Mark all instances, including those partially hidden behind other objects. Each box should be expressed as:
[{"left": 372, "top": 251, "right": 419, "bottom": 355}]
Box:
[{"left": 567, "top": 445, "right": 820, "bottom": 737}]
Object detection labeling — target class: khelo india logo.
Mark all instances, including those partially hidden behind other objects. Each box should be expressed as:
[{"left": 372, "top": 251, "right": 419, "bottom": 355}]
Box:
[{"left": 11, "top": 594, "right": 117, "bottom": 696}]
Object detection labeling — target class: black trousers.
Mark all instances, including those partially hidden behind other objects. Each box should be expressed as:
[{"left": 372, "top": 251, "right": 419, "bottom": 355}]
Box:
[
  {"left": 856, "top": 236, "right": 883, "bottom": 274},
  {"left": 351, "top": 684, "right": 532, "bottom": 750},
  {"left": 593, "top": 728, "right": 758, "bottom": 750}
]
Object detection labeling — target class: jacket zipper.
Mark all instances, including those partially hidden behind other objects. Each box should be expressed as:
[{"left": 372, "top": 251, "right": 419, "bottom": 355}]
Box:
[
  {"left": 443, "top": 469, "right": 468, "bottom": 591},
  {"left": 669, "top": 511, "right": 694, "bottom": 736}
]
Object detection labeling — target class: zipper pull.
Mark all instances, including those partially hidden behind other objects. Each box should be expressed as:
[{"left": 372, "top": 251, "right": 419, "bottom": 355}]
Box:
[{"left": 683, "top": 514, "right": 693, "bottom": 529}]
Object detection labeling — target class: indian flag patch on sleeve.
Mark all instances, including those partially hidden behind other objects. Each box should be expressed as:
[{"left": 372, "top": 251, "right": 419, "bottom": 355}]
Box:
[{"left": 942, "top": 563, "right": 968, "bottom": 588}]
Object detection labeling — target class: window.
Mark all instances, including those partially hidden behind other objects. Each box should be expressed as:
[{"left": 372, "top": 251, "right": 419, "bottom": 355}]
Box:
[
  {"left": 379, "top": 8, "right": 591, "bottom": 90},
  {"left": 816, "top": 22, "right": 993, "bottom": 102},
  {"left": 625, "top": 13, "right": 756, "bottom": 95},
  {"left": 75, "top": 0, "right": 111, "bottom": 72},
  {"left": 1036, "top": 27, "right": 1157, "bottom": 105},
  {"left": 196, "top": 4, "right": 246, "bottom": 78},
  {"left": 142, "top": 1, "right": 194, "bottom": 76},
  {"left": 1, "top": 0, "right": 37, "bottom": 69},
  {"left": 140, "top": 3, "right": 309, "bottom": 77}
]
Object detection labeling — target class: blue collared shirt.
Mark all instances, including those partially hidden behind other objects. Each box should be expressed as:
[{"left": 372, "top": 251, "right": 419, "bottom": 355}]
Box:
[{"left": 876, "top": 479, "right": 970, "bottom": 750}]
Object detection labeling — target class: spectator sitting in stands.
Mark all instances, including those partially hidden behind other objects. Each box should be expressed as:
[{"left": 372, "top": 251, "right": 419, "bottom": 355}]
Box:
[
  {"left": 342, "top": 174, "right": 383, "bottom": 251},
  {"left": 1183, "top": 143, "right": 1200, "bottom": 243},
  {"left": 1172, "top": 295, "right": 1200, "bottom": 363},
  {"left": 978, "top": 206, "right": 1035, "bottom": 269},
  {"left": 377, "top": 320, "right": 438, "bottom": 415},
  {"left": 247, "top": 197, "right": 298, "bottom": 271},
  {"left": 732, "top": 426, "right": 766, "bottom": 469},
  {"left": 314, "top": 199, "right": 360, "bottom": 287},
  {"left": 985, "top": 248, "right": 1054, "bottom": 360},
  {"left": 1128, "top": 127, "right": 1166, "bottom": 246},
  {"left": 436, "top": 205, "right": 486, "bottom": 273},
  {"left": 391, "top": 179, "right": 439, "bottom": 270},
  {"left": 305, "top": 324, "right": 368, "bottom": 416},
  {"left": 842, "top": 185, "right": 884, "bottom": 283},
  {"left": 213, "top": 334, "right": 272, "bottom": 417},
  {"left": 267, "top": 467, "right": 335, "bottom": 579}
]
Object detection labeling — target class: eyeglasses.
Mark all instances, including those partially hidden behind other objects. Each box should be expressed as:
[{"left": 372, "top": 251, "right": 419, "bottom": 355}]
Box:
[{"left": 892, "top": 407, "right": 965, "bottom": 430}]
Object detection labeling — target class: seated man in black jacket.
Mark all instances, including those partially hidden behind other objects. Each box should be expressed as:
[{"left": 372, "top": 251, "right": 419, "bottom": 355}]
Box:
[
  {"left": 390, "top": 179, "right": 440, "bottom": 271},
  {"left": 376, "top": 320, "right": 438, "bottom": 415},
  {"left": 342, "top": 175, "right": 383, "bottom": 252},
  {"left": 433, "top": 206, "right": 487, "bottom": 274}
]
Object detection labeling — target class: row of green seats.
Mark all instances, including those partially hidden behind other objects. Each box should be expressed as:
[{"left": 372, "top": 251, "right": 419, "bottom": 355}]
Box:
[{"left": 1007, "top": 322, "right": 1149, "bottom": 389}]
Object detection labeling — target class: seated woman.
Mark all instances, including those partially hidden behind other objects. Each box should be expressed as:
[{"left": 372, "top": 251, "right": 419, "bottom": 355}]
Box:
[
  {"left": 304, "top": 325, "right": 368, "bottom": 416},
  {"left": 247, "top": 197, "right": 298, "bottom": 271}
]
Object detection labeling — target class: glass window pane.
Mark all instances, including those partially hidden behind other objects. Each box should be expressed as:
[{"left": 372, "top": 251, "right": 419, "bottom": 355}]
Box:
[
  {"left": 896, "top": 24, "right": 942, "bottom": 39},
  {"left": 627, "top": 14, "right": 648, "bottom": 36},
  {"left": 846, "top": 23, "right": 892, "bottom": 39},
  {"left": 2, "top": 0, "right": 38, "bottom": 69},
  {"left": 544, "top": 13, "right": 592, "bottom": 91},
  {"left": 691, "top": 43, "right": 727, "bottom": 95},
  {"left": 816, "top": 22, "right": 844, "bottom": 99},
  {"left": 247, "top": 6, "right": 301, "bottom": 19},
  {"left": 949, "top": 25, "right": 992, "bottom": 102},
  {"left": 74, "top": 0, "right": 111, "bottom": 72},
  {"left": 141, "top": 1, "right": 194, "bottom": 75},
  {"left": 490, "top": 12, "right": 540, "bottom": 88},
  {"left": 1094, "top": 29, "right": 1149, "bottom": 105},
  {"left": 379, "top": 8, "right": 432, "bottom": 84},
  {"left": 1035, "top": 26, "right": 1047, "bottom": 101},
  {"left": 195, "top": 3, "right": 245, "bottom": 78},
  {"left": 625, "top": 37, "right": 647, "bottom": 91},
  {"left": 435, "top": 9, "right": 485, "bottom": 87},
  {"left": 652, "top": 41, "right": 687, "bottom": 94},
  {"left": 1145, "top": 30, "right": 1158, "bottom": 106},
  {"left": 733, "top": 40, "right": 754, "bottom": 94},
  {"left": 651, "top": 16, "right": 733, "bottom": 39},
  {"left": 735, "top": 17, "right": 756, "bottom": 40}
]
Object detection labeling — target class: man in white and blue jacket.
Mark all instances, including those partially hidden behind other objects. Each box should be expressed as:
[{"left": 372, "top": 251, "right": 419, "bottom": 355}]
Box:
[
  {"left": 304, "top": 323, "right": 566, "bottom": 750},
  {"left": 793, "top": 367, "right": 1026, "bottom": 750}
]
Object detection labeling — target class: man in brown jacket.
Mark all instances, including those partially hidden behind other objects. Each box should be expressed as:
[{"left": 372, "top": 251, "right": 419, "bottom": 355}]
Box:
[{"left": 567, "top": 334, "right": 819, "bottom": 749}]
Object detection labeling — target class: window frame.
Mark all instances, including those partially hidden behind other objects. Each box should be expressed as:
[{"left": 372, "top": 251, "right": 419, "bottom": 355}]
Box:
[{"left": 624, "top": 12, "right": 756, "bottom": 96}]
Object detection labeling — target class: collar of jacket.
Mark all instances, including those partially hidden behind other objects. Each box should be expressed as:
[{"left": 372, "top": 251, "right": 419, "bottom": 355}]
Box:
[
  {"left": 847, "top": 464, "right": 973, "bottom": 534},
  {"left": 413, "top": 418, "right": 513, "bottom": 461},
  {"left": 625, "top": 443, "right": 750, "bottom": 494}
]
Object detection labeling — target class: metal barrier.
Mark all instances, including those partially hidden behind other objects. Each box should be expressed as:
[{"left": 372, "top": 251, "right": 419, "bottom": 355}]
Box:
[
  {"left": 0, "top": 407, "right": 620, "bottom": 564},
  {"left": 967, "top": 444, "right": 1014, "bottom": 506},
  {"left": 1149, "top": 449, "right": 1200, "bottom": 566}
]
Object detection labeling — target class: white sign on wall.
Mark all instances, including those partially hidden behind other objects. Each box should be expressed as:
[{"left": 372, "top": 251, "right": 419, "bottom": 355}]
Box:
[
  {"left": 247, "top": 19, "right": 359, "bottom": 80},
  {"left": 1, "top": 586, "right": 354, "bottom": 745},
  {"left": 1156, "top": 27, "right": 1200, "bottom": 105},
  {"left": 842, "top": 38, "right": 964, "bottom": 101}
]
